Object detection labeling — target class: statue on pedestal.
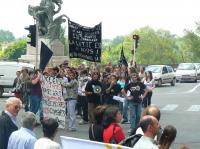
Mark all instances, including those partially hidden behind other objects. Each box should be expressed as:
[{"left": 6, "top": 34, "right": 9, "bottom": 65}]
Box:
[
  {"left": 22, "top": 0, "right": 69, "bottom": 67},
  {"left": 28, "top": 0, "right": 65, "bottom": 38}
]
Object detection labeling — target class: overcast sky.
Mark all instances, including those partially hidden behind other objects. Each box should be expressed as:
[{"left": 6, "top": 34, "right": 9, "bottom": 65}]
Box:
[{"left": 0, "top": 0, "right": 199, "bottom": 39}]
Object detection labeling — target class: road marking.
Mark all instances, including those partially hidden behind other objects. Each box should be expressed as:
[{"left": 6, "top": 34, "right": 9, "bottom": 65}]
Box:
[
  {"left": 187, "top": 105, "right": 200, "bottom": 111},
  {"left": 161, "top": 104, "right": 178, "bottom": 111},
  {"left": 185, "top": 83, "right": 200, "bottom": 93}
]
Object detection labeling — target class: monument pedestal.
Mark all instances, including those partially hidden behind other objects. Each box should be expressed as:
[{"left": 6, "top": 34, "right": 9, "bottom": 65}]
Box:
[{"left": 19, "top": 38, "right": 69, "bottom": 68}]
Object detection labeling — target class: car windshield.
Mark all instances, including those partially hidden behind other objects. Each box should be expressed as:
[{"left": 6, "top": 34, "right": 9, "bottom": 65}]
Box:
[
  {"left": 177, "top": 64, "right": 195, "bottom": 70},
  {"left": 145, "top": 66, "right": 162, "bottom": 73}
]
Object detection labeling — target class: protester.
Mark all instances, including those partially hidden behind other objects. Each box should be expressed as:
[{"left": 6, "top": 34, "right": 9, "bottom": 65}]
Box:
[
  {"left": 18, "top": 68, "right": 30, "bottom": 111},
  {"left": 138, "top": 66, "right": 145, "bottom": 81},
  {"left": 34, "top": 118, "right": 61, "bottom": 149},
  {"left": 62, "top": 70, "right": 79, "bottom": 131},
  {"left": 104, "top": 75, "right": 122, "bottom": 106},
  {"left": 7, "top": 112, "right": 37, "bottom": 149},
  {"left": 78, "top": 69, "right": 90, "bottom": 125},
  {"left": 89, "top": 105, "right": 108, "bottom": 142},
  {"left": 103, "top": 106, "right": 125, "bottom": 144},
  {"left": 13, "top": 70, "right": 21, "bottom": 98},
  {"left": 134, "top": 115, "right": 160, "bottom": 149},
  {"left": 158, "top": 125, "right": 177, "bottom": 149},
  {"left": 143, "top": 71, "right": 155, "bottom": 107},
  {"left": 123, "top": 73, "right": 148, "bottom": 133},
  {"left": 30, "top": 69, "right": 42, "bottom": 115},
  {"left": 85, "top": 71, "right": 102, "bottom": 124},
  {"left": 0, "top": 97, "right": 22, "bottom": 149}
]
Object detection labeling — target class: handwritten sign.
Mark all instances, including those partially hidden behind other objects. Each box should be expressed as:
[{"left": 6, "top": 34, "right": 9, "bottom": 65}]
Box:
[
  {"left": 40, "top": 75, "right": 66, "bottom": 129},
  {"left": 68, "top": 20, "right": 102, "bottom": 62}
]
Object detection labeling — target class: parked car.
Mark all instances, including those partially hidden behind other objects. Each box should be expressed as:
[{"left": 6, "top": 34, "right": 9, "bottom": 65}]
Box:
[
  {"left": 0, "top": 61, "right": 35, "bottom": 96},
  {"left": 193, "top": 63, "right": 200, "bottom": 80},
  {"left": 145, "top": 65, "right": 176, "bottom": 87},
  {"left": 175, "top": 63, "right": 198, "bottom": 83}
]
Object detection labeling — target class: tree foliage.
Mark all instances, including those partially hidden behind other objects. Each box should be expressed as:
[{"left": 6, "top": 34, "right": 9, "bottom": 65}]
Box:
[
  {"left": 0, "top": 39, "right": 26, "bottom": 60},
  {"left": 178, "top": 22, "right": 200, "bottom": 62},
  {"left": 0, "top": 30, "right": 15, "bottom": 43},
  {"left": 101, "top": 26, "right": 181, "bottom": 65}
]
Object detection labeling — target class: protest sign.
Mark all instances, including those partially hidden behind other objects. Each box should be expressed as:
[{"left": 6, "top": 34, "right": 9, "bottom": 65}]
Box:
[
  {"left": 40, "top": 75, "right": 66, "bottom": 128},
  {"left": 68, "top": 20, "right": 102, "bottom": 62},
  {"left": 61, "top": 136, "right": 132, "bottom": 149}
]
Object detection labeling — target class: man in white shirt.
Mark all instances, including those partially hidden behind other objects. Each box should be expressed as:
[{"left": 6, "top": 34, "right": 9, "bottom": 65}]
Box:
[
  {"left": 34, "top": 118, "right": 61, "bottom": 149},
  {"left": 134, "top": 115, "right": 160, "bottom": 149},
  {"left": 7, "top": 112, "right": 37, "bottom": 149}
]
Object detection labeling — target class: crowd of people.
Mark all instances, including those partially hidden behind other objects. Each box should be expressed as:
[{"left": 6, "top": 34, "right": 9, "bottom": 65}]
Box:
[{"left": 0, "top": 61, "right": 191, "bottom": 149}]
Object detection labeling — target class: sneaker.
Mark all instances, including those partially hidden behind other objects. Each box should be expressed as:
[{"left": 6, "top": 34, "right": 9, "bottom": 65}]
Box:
[
  {"left": 121, "top": 120, "right": 128, "bottom": 124},
  {"left": 79, "top": 120, "right": 88, "bottom": 125}
]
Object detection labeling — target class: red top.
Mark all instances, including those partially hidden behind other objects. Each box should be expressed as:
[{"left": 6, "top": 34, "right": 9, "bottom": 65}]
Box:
[{"left": 103, "top": 122, "right": 125, "bottom": 143}]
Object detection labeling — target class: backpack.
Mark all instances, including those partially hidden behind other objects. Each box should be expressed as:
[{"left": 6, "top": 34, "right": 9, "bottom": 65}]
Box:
[{"left": 119, "top": 134, "right": 142, "bottom": 147}]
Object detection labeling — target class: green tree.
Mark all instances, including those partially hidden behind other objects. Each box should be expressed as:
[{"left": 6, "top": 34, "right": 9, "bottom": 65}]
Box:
[
  {"left": 1, "top": 39, "right": 27, "bottom": 60},
  {"left": 0, "top": 30, "right": 15, "bottom": 42},
  {"left": 179, "top": 25, "right": 200, "bottom": 62}
]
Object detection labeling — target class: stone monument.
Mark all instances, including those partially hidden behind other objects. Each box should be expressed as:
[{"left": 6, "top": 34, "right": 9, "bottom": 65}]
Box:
[{"left": 19, "top": 0, "right": 69, "bottom": 68}]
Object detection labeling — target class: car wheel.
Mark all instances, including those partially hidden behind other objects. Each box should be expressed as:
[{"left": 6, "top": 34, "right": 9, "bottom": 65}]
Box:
[
  {"left": 171, "top": 78, "right": 176, "bottom": 86},
  {"left": 157, "top": 79, "right": 162, "bottom": 87},
  {"left": 0, "top": 86, "right": 4, "bottom": 97}
]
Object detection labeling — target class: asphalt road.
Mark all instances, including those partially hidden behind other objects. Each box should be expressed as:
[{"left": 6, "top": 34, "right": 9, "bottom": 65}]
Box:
[{"left": 0, "top": 81, "right": 200, "bottom": 149}]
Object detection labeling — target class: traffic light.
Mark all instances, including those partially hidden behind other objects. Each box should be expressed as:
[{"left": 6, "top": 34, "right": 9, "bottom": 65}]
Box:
[
  {"left": 25, "top": 25, "right": 36, "bottom": 47},
  {"left": 133, "top": 34, "right": 139, "bottom": 48}
]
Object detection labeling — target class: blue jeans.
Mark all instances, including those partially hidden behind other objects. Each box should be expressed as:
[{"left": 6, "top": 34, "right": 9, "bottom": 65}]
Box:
[
  {"left": 66, "top": 99, "right": 77, "bottom": 129},
  {"left": 30, "top": 95, "right": 41, "bottom": 114},
  {"left": 129, "top": 101, "right": 142, "bottom": 129},
  {"left": 122, "top": 98, "right": 129, "bottom": 121}
]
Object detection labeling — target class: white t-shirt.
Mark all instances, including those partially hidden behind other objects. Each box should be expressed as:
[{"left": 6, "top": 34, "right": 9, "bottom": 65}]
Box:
[
  {"left": 143, "top": 79, "right": 155, "bottom": 91},
  {"left": 34, "top": 138, "right": 61, "bottom": 149},
  {"left": 134, "top": 136, "right": 159, "bottom": 149}
]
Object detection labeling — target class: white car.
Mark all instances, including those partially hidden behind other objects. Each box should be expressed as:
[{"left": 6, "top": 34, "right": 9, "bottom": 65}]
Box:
[
  {"left": 176, "top": 63, "right": 197, "bottom": 83},
  {"left": 0, "top": 61, "right": 35, "bottom": 96},
  {"left": 145, "top": 65, "right": 176, "bottom": 87}
]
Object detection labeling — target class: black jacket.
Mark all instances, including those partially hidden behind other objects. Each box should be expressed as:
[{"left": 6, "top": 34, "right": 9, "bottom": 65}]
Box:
[{"left": 0, "top": 111, "right": 18, "bottom": 149}]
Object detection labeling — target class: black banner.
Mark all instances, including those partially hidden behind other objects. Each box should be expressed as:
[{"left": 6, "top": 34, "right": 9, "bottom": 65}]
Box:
[{"left": 68, "top": 20, "right": 102, "bottom": 62}]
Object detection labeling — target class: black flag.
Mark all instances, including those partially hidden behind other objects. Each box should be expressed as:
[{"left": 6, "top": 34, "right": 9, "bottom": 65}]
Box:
[
  {"left": 68, "top": 20, "right": 102, "bottom": 62},
  {"left": 119, "top": 47, "right": 128, "bottom": 67},
  {"left": 39, "top": 41, "right": 53, "bottom": 71}
]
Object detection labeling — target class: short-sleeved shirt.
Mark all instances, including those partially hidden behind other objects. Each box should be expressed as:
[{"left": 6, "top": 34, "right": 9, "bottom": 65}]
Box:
[{"left": 124, "top": 82, "right": 146, "bottom": 103}]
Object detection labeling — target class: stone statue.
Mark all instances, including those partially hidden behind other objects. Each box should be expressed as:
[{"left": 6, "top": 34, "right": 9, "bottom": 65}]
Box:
[
  {"left": 28, "top": 0, "right": 63, "bottom": 36},
  {"left": 47, "top": 15, "right": 69, "bottom": 40}
]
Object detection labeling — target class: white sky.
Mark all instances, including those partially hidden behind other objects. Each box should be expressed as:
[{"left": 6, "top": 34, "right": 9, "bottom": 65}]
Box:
[{"left": 0, "top": 0, "right": 199, "bottom": 39}]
